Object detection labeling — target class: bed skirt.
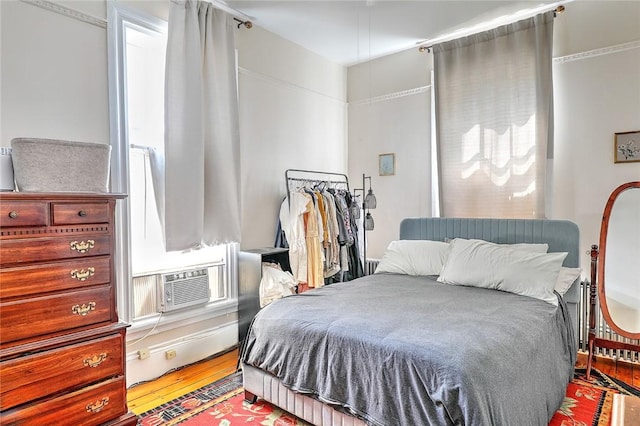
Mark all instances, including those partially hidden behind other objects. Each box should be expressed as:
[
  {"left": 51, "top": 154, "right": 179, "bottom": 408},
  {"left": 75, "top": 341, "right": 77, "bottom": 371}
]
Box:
[{"left": 242, "top": 363, "right": 365, "bottom": 426}]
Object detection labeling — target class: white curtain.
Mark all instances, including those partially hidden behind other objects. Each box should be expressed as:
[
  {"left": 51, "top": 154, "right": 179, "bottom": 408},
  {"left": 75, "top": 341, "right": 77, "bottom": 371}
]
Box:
[
  {"left": 163, "top": 0, "right": 241, "bottom": 251},
  {"left": 433, "top": 11, "right": 554, "bottom": 219}
]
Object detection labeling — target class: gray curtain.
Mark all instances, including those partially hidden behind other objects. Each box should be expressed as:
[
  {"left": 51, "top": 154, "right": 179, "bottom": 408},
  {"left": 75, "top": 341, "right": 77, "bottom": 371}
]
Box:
[
  {"left": 433, "top": 11, "right": 554, "bottom": 219},
  {"left": 163, "top": 0, "right": 241, "bottom": 251}
]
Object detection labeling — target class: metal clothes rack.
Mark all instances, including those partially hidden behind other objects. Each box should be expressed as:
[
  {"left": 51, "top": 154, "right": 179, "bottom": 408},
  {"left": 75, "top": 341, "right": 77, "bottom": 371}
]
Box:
[
  {"left": 283, "top": 168, "right": 365, "bottom": 281},
  {"left": 285, "top": 169, "right": 350, "bottom": 201}
]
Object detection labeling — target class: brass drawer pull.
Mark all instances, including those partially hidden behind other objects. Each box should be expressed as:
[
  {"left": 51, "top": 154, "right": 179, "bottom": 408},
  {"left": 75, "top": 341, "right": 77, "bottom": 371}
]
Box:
[
  {"left": 83, "top": 353, "right": 108, "bottom": 368},
  {"left": 71, "top": 302, "right": 96, "bottom": 316},
  {"left": 86, "top": 397, "right": 109, "bottom": 413},
  {"left": 78, "top": 210, "right": 87, "bottom": 217},
  {"left": 70, "top": 240, "right": 95, "bottom": 253},
  {"left": 8, "top": 211, "right": 18, "bottom": 219},
  {"left": 70, "top": 267, "right": 95, "bottom": 281}
]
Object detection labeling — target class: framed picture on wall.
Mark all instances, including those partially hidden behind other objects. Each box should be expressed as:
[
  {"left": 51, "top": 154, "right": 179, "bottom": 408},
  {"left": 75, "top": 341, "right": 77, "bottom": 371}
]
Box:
[
  {"left": 379, "top": 153, "right": 395, "bottom": 176},
  {"left": 614, "top": 130, "right": 640, "bottom": 163}
]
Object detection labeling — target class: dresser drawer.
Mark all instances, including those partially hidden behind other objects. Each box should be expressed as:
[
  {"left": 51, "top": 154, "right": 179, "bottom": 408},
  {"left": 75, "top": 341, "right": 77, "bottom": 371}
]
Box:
[
  {"left": 52, "top": 202, "right": 110, "bottom": 225},
  {"left": 0, "top": 333, "right": 124, "bottom": 410},
  {"left": 0, "top": 201, "right": 48, "bottom": 228},
  {"left": 0, "top": 376, "right": 128, "bottom": 426},
  {"left": 0, "top": 256, "right": 111, "bottom": 300},
  {"left": 0, "top": 234, "right": 111, "bottom": 265},
  {"left": 0, "top": 285, "right": 114, "bottom": 344}
]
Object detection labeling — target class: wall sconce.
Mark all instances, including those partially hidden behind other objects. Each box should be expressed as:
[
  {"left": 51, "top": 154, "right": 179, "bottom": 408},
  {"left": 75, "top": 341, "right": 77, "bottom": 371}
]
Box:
[{"left": 353, "top": 173, "right": 377, "bottom": 275}]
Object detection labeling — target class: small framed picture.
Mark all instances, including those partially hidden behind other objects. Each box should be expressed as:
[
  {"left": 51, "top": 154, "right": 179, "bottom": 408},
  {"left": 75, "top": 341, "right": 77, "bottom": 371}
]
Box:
[
  {"left": 614, "top": 130, "right": 640, "bottom": 163},
  {"left": 379, "top": 153, "right": 395, "bottom": 176}
]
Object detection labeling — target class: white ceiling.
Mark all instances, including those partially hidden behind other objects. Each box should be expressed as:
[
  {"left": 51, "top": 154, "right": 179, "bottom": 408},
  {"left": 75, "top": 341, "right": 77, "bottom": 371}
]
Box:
[{"left": 225, "top": 0, "right": 563, "bottom": 66}]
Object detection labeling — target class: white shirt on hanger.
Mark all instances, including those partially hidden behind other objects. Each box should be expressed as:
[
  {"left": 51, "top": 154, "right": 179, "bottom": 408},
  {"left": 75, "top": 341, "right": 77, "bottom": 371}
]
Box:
[{"left": 279, "top": 192, "right": 310, "bottom": 284}]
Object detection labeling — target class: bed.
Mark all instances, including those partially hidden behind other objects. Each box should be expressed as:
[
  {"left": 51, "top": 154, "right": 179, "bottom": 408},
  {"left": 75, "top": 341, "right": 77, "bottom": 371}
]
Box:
[{"left": 241, "top": 218, "right": 580, "bottom": 425}]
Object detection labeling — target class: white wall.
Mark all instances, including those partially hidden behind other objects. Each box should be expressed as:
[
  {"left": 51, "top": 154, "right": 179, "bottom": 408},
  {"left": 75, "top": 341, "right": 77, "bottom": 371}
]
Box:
[
  {"left": 553, "top": 46, "right": 640, "bottom": 271},
  {"left": 348, "top": 48, "right": 433, "bottom": 259},
  {"left": 347, "top": 0, "right": 640, "bottom": 266},
  {"left": 235, "top": 25, "right": 347, "bottom": 250},
  {"left": 552, "top": 0, "right": 640, "bottom": 57},
  {"left": 552, "top": 1, "right": 640, "bottom": 273},
  {"left": 0, "top": 0, "right": 109, "bottom": 144}
]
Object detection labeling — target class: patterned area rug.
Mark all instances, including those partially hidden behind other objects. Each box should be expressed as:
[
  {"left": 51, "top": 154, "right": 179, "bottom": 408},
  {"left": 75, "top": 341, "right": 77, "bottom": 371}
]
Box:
[
  {"left": 549, "top": 367, "right": 640, "bottom": 426},
  {"left": 137, "top": 372, "right": 309, "bottom": 426},
  {"left": 138, "top": 368, "right": 640, "bottom": 425}
]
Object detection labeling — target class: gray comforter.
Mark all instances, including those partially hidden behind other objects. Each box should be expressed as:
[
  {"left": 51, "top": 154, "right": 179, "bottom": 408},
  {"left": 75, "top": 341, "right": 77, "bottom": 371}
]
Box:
[{"left": 242, "top": 273, "right": 576, "bottom": 426}]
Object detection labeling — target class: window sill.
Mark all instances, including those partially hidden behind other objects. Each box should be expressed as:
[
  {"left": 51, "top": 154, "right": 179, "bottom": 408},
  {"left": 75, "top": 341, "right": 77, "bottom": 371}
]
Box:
[{"left": 126, "top": 297, "right": 238, "bottom": 342}]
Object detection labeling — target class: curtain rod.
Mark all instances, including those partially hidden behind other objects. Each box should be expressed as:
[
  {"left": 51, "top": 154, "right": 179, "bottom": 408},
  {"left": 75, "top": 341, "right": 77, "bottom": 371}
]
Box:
[
  {"left": 205, "top": 0, "right": 253, "bottom": 29},
  {"left": 418, "top": 4, "right": 566, "bottom": 53},
  {"left": 233, "top": 17, "right": 253, "bottom": 29}
]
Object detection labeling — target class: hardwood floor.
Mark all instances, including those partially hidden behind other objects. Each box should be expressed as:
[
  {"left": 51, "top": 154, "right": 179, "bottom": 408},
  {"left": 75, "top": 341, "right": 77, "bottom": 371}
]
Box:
[
  {"left": 127, "top": 349, "right": 639, "bottom": 416},
  {"left": 126, "top": 347, "right": 239, "bottom": 415},
  {"left": 575, "top": 352, "right": 640, "bottom": 387}
]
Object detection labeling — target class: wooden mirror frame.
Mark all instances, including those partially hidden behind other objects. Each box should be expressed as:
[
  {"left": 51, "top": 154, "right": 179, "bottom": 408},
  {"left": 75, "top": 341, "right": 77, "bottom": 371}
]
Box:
[{"left": 587, "top": 181, "right": 640, "bottom": 379}]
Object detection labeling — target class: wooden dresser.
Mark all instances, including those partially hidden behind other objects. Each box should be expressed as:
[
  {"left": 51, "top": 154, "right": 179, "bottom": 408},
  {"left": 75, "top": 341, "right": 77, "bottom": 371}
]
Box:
[{"left": 0, "top": 192, "right": 137, "bottom": 425}]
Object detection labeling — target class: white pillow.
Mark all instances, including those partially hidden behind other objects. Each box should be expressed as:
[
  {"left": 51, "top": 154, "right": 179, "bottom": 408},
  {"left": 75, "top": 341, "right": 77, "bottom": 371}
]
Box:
[
  {"left": 503, "top": 242, "right": 549, "bottom": 253},
  {"left": 555, "top": 267, "right": 582, "bottom": 296},
  {"left": 375, "top": 240, "right": 450, "bottom": 276},
  {"left": 437, "top": 238, "right": 567, "bottom": 306},
  {"left": 445, "top": 238, "right": 549, "bottom": 253}
]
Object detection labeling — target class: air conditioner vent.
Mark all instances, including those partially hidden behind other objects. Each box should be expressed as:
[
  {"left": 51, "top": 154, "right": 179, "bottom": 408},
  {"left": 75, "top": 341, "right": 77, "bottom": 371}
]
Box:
[{"left": 157, "top": 267, "right": 210, "bottom": 313}]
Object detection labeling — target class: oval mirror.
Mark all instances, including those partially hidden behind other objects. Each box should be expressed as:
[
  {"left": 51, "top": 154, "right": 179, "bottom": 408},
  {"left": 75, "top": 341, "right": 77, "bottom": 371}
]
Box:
[{"left": 598, "top": 181, "right": 640, "bottom": 338}]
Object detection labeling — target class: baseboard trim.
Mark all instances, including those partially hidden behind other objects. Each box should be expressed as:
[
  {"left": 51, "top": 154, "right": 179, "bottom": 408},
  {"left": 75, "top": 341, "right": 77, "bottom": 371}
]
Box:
[{"left": 126, "top": 321, "right": 238, "bottom": 387}]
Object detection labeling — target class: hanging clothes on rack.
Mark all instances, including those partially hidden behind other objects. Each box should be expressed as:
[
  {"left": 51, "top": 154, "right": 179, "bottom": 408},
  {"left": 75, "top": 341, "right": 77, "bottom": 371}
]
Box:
[
  {"left": 277, "top": 169, "right": 364, "bottom": 290},
  {"left": 302, "top": 190, "right": 324, "bottom": 289},
  {"left": 329, "top": 188, "right": 363, "bottom": 281},
  {"left": 320, "top": 190, "right": 341, "bottom": 278},
  {"left": 279, "top": 191, "right": 309, "bottom": 285}
]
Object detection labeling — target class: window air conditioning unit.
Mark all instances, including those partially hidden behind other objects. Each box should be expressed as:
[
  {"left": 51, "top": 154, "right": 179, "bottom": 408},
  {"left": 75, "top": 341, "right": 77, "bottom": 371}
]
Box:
[{"left": 157, "top": 267, "right": 210, "bottom": 313}]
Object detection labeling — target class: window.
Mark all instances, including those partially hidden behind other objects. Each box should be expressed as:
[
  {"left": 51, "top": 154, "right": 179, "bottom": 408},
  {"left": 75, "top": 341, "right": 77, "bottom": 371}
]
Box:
[
  {"left": 433, "top": 13, "right": 554, "bottom": 219},
  {"left": 108, "top": 4, "right": 237, "bottom": 327}
]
